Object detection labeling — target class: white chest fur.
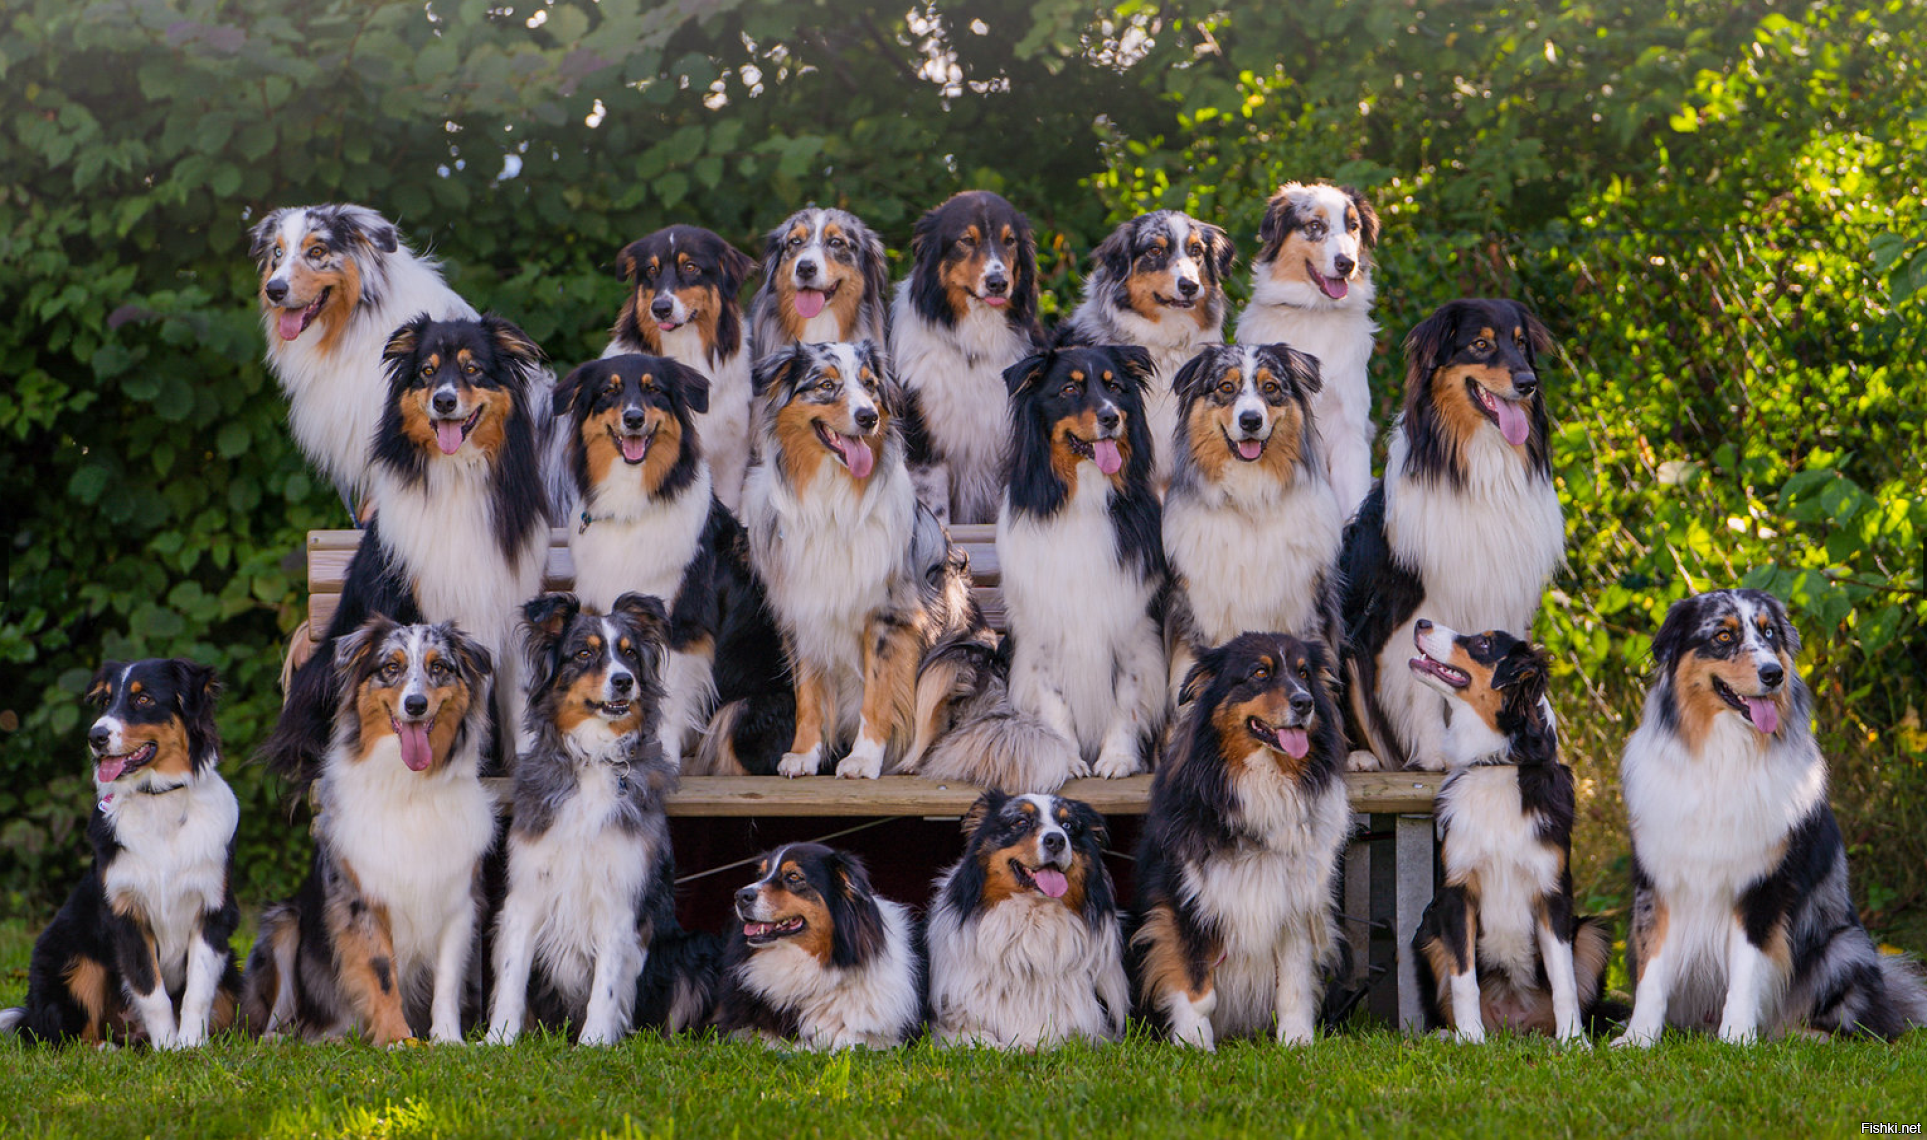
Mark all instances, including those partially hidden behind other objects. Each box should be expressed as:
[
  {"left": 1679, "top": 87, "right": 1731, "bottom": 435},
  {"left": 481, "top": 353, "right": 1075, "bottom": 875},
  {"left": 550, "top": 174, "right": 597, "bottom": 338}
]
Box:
[
  {"left": 571, "top": 465, "right": 712, "bottom": 613},
  {"left": 1236, "top": 287, "right": 1378, "bottom": 512},
  {"left": 891, "top": 282, "right": 1028, "bottom": 521},
  {"left": 1164, "top": 470, "right": 1341, "bottom": 646},
  {"left": 371, "top": 461, "right": 545, "bottom": 657},
  {"left": 1438, "top": 767, "right": 1563, "bottom": 981},
  {"left": 736, "top": 899, "right": 920, "bottom": 1050},
  {"left": 928, "top": 887, "right": 1125, "bottom": 1047},
  {"left": 101, "top": 775, "right": 239, "bottom": 994}
]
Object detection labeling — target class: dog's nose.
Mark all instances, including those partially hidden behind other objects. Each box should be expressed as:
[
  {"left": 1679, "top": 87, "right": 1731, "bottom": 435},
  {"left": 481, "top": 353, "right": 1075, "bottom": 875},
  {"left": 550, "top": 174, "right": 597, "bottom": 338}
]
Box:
[
  {"left": 796, "top": 260, "right": 817, "bottom": 281},
  {"left": 650, "top": 296, "right": 675, "bottom": 320},
  {"left": 1758, "top": 661, "right": 1785, "bottom": 689},
  {"left": 983, "top": 273, "right": 1008, "bottom": 296},
  {"left": 1415, "top": 619, "right": 1433, "bottom": 634},
  {"left": 1041, "top": 832, "right": 1067, "bottom": 857},
  {"left": 1333, "top": 254, "right": 1356, "bottom": 277},
  {"left": 1097, "top": 408, "right": 1121, "bottom": 433},
  {"left": 1238, "top": 410, "right": 1263, "bottom": 434},
  {"left": 622, "top": 408, "right": 646, "bottom": 432},
  {"left": 734, "top": 886, "right": 758, "bottom": 911},
  {"left": 1511, "top": 372, "right": 1538, "bottom": 400},
  {"left": 264, "top": 279, "right": 289, "bottom": 304},
  {"left": 403, "top": 694, "right": 428, "bottom": 717},
  {"left": 1290, "top": 693, "right": 1315, "bottom": 720},
  {"left": 1177, "top": 276, "right": 1200, "bottom": 298},
  {"left": 854, "top": 407, "right": 879, "bottom": 432},
  {"left": 432, "top": 391, "right": 458, "bottom": 416},
  {"left": 88, "top": 724, "right": 111, "bottom": 752},
  {"left": 610, "top": 672, "right": 634, "bottom": 695}
]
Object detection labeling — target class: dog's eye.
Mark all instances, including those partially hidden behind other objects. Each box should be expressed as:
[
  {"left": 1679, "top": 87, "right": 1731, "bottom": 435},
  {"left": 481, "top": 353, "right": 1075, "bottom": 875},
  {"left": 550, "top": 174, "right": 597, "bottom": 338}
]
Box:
[
  {"left": 1251, "top": 665, "right": 1270, "bottom": 681},
  {"left": 429, "top": 660, "right": 453, "bottom": 681},
  {"left": 1216, "top": 380, "right": 1236, "bottom": 396},
  {"left": 419, "top": 364, "right": 435, "bottom": 378},
  {"left": 134, "top": 693, "right": 154, "bottom": 708},
  {"left": 1188, "top": 242, "right": 1204, "bottom": 258},
  {"left": 787, "top": 235, "right": 804, "bottom": 249},
  {"left": 306, "top": 246, "right": 326, "bottom": 262},
  {"left": 785, "top": 871, "right": 805, "bottom": 887},
  {"left": 270, "top": 247, "right": 283, "bottom": 265},
  {"left": 1307, "top": 221, "right": 1326, "bottom": 237},
  {"left": 380, "top": 662, "right": 403, "bottom": 680},
  {"left": 575, "top": 647, "right": 594, "bottom": 661},
  {"left": 956, "top": 234, "right": 974, "bottom": 249},
  {"left": 817, "top": 379, "right": 838, "bottom": 394},
  {"left": 463, "top": 363, "right": 479, "bottom": 376},
  {"left": 1472, "top": 338, "right": 1490, "bottom": 353},
  {"left": 1761, "top": 626, "right": 1777, "bottom": 642},
  {"left": 1059, "top": 382, "right": 1079, "bottom": 397},
  {"left": 827, "top": 236, "right": 845, "bottom": 250},
  {"left": 1262, "top": 380, "right": 1282, "bottom": 397},
  {"left": 1714, "top": 629, "right": 1735, "bottom": 645}
]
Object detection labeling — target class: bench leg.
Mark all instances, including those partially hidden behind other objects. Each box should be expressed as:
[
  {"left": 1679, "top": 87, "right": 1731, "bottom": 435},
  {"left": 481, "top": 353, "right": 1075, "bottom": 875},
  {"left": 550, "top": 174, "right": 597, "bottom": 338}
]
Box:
[
  {"left": 1394, "top": 813, "right": 1437, "bottom": 1033},
  {"left": 1342, "top": 813, "right": 1372, "bottom": 988}
]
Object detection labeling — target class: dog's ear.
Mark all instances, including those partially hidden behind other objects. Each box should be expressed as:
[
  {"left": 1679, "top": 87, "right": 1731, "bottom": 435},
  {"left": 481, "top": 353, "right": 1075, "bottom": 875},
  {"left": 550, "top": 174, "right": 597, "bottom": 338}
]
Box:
[
  {"left": 1171, "top": 346, "right": 1219, "bottom": 404},
  {"left": 1108, "top": 345, "right": 1155, "bottom": 395},
  {"left": 828, "top": 851, "right": 887, "bottom": 969},
  {"left": 1010, "top": 209, "right": 1041, "bottom": 331},
  {"left": 86, "top": 662, "right": 122, "bottom": 707},
  {"left": 172, "top": 660, "right": 222, "bottom": 771},
  {"left": 909, "top": 200, "right": 942, "bottom": 260},
  {"left": 1256, "top": 187, "right": 1299, "bottom": 262},
  {"left": 615, "top": 240, "right": 646, "bottom": 283},
  {"left": 858, "top": 222, "right": 891, "bottom": 313},
  {"left": 382, "top": 314, "right": 430, "bottom": 364},
  {"left": 334, "top": 614, "right": 397, "bottom": 674},
  {"left": 485, "top": 316, "right": 545, "bottom": 369},
  {"left": 661, "top": 359, "right": 711, "bottom": 416},
  {"left": 610, "top": 592, "right": 670, "bottom": 647},
  {"left": 752, "top": 345, "right": 802, "bottom": 399},
  {"left": 554, "top": 361, "right": 597, "bottom": 418},
  {"left": 1256, "top": 343, "right": 1322, "bottom": 396},
  {"left": 1178, "top": 649, "right": 1222, "bottom": 708},
  {"left": 720, "top": 240, "right": 758, "bottom": 297},
  {"left": 1091, "top": 220, "right": 1136, "bottom": 282},
  {"left": 1402, "top": 303, "right": 1460, "bottom": 397},
  {"left": 1647, "top": 595, "right": 1701, "bottom": 674},
  {"left": 1495, "top": 642, "right": 1549, "bottom": 712},
  {"left": 1512, "top": 300, "right": 1552, "bottom": 369},
  {"left": 1199, "top": 222, "right": 1236, "bottom": 282},
  {"left": 248, "top": 211, "right": 284, "bottom": 267},
  {"left": 1066, "top": 797, "right": 1109, "bottom": 848},
  {"left": 521, "top": 592, "right": 581, "bottom": 663},
  {"left": 1001, "top": 351, "right": 1052, "bottom": 397},
  {"left": 440, "top": 624, "right": 493, "bottom": 682},
  {"left": 960, "top": 789, "right": 1004, "bottom": 838},
  {"left": 1343, "top": 185, "right": 1381, "bottom": 250},
  {"left": 338, "top": 205, "right": 400, "bottom": 254}
]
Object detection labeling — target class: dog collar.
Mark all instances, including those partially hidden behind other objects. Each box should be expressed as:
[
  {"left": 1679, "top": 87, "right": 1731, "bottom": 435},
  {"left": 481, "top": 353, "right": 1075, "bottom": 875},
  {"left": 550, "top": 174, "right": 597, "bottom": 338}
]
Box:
[{"left": 579, "top": 508, "right": 612, "bottom": 534}]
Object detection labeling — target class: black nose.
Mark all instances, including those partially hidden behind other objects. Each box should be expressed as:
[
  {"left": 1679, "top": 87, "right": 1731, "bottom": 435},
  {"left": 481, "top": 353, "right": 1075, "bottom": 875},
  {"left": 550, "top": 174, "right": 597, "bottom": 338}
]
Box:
[
  {"left": 1042, "top": 832, "right": 1067, "bottom": 857},
  {"left": 264, "top": 280, "right": 289, "bottom": 304},
  {"left": 1758, "top": 661, "right": 1785, "bottom": 688},
  {"left": 1290, "top": 693, "right": 1315, "bottom": 720},
  {"left": 854, "top": 407, "right": 878, "bottom": 432},
  {"left": 1097, "top": 408, "right": 1121, "bottom": 432},
  {"left": 88, "top": 724, "right": 111, "bottom": 751},
  {"left": 432, "top": 391, "right": 458, "bottom": 416},
  {"left": 403, "top": 694, "right": 428, "bottom": 717},
  {"left": 1511, "top": 372, "right": 1538, "bottom": 399},
  {"left": 1177, "top": 277, "right": 1200, "bottom": 298},
  {"left": 622, "top": 408, "right": 646, "bottom": 431},
  {"left": 1333, "top": 254, "right": 1356, "bottom": 276},
  {"left": 1238, "top": 410, "right": 1263, "bottom": 433},
  {"left": 1415, "top": 619, "right": 1433, "bottom": 633},
  {"left": 734, "top": 886, "right": 758, "bottom": 911},
  {"left": 610, "top": 672, "right": 633, "bottom": 694},
  {"left": 796, "top": 260, "right": 817, "bottom": 281},
  {"left": 650, "top": 296, "right": 675, "bottom": 319},
  {"left": 984, "top": 273, "right": 1008, "bottom": 296}
]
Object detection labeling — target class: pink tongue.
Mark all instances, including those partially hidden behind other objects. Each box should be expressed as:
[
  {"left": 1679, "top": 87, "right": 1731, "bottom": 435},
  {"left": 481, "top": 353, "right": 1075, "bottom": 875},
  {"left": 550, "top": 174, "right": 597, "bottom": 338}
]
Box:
[
  {"left": 1092, "top": 439, "right": 1123, "bottom": 475},
  {"left": 1236, "top": 439, "right": 1264, "bottom": 461},
  {"left": 434, "top": 421, "right": 465, "bottom": 455},
  {"left": 397, "top": 721, "right": 434, "bottom": 771},
  {"left": 621, "top": 436, "right": 649, "bottom": 463},
  {"left": 1275, "top": 727, "right": 1310, "bottom": 758},
  {"left": 1492, "top": 396, "right": 1531, "bottom": 446},
  {"left": 1032, "top": 868, "right": 1069, "bottom": 899},
  {"left": 793, "top": 289, "right": 827, "bottom": 319},
  {"left": 658, "top": 321, "right": 678, "bottom": 332},
  {"left": 983, "top": 295, "right": 1008, "bottom": 307},
  {"left": 1317, "top": 273, "right": 1349, "bottom": 300},
  {"left": 95, "top": 755, "right": 128, "bottom": 784},
  {"left": 843, "top": 437, "right": 875, "bottom": 479},
  {"left": 1745, "top": 698, "right": 1780, "bottom": 736},
  {"left": 277, "top": 308, "right": 307, "bottom": 341}
]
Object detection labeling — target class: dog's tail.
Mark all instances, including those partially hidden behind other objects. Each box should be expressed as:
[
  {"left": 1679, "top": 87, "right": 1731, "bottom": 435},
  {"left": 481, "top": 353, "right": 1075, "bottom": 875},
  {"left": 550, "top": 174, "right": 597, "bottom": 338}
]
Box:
[
  {"left": 692, "top": 690, "right": 795, "bottom": 777},
  {"left": 637, "top": 929, "right": 725, "bottom": 1034},
  {"left": 919, "top": 706, "right": 1081, "bottom": 794},
  {"left": 1573, "top": 914, "right": 1630, "bottom": 1034},
  {"left": 238, "top": 903, "right": 303, "bottom": 1038},
  {"left": 903, "top": 629, "right": 1003, "bottom": 772},
  {"left": 256, "top": 651, "right": 340, "bottom": 794},
  {"left": 0, "top": 1007, "right": 24, "bottom": 1036}
]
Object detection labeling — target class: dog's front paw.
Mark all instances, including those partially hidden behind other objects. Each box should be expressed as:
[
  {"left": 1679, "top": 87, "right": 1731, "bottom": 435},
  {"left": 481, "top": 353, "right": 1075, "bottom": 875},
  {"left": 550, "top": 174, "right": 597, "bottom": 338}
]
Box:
[
  {"left": 1345, "top": 750, "right": 1382, "bottom": 773},
  {"left": 483, "top": 1023, "right": 519, "bottom": 1047},
  {"left": 1092, "top": 748, "right": 1139, "bottom": 780},
  {"left": 777, "top": 747, "right": 823, "bottom": 778},
  {"left": 1452, "top": 1025, "right": 1486, "bottom": 1045},
  {"left": 1716, "top": 1022, "right": 1758, "bottom": 1046},
  {"left": 1610, "top": 1027, "right": 1658, "bottom": 1050},
  {"left": 576, "top": 1022, "right": 624, "bottom": 1047},
  {"left": 835, "top": 739, "right": 885, "bottom": 780},
  {"left": 1065, "top": 755, "right": 1093, "bottom": 780},
  {"left": 172, "top": 1020, "right": 207, "bottom": 1049},
  {"left": 1558, "top": 1031, "right": 1594, "bottom": 1051},
  {"left": 429, "top": 1023, "right": 465, "bottom": 1045}
]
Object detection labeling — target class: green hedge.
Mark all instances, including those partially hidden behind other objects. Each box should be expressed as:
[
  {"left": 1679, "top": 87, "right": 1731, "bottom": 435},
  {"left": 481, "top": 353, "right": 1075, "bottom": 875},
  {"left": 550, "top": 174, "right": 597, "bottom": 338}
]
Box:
[{"left": 3, "top": 0, "right": 1922, "bottom": 940}]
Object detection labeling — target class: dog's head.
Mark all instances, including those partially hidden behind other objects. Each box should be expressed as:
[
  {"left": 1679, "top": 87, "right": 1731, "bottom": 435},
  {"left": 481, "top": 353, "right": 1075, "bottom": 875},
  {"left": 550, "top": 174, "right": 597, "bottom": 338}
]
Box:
[
  {"left": 1090, "top": 210, "right": 1234, "bottom": 330},
  {"left": 614, "top": 225, "right": 755, "bottom": 355},
  {"left": 85, "top": 659, "right": 220, "bottom": 789},
  {"left": 1403, "top": 298, "right": 1551, "bottom": 460},
  {"left": 1003, "top": 345, "right": 1155, "bottom": 493},
  {"left": 908, "top": 190, "right": 1040, "bottom": 331},
  {"left": 953, "top": 791, "right": 1112, "bottom": 924},
  {"left": 333, "top": 616, "right": 492, "bottom": 773},
  {"left": 733, "top": 843, "right": 887, "bottom": 968},
  {"left": 754, "top": 340, "right": 896, "bottom": 489},
  {"left": 555, "top": 354, "right": 711, "bottom": 500},
  {"left": 1650, "top": 589, "right": 1803, "bottom": 744},
  {"left": 522, "top": 591, "right": 668, "bottom": 745},
  {"left": 1179, "top": 631, "right": 1339, "bottom": 782},
  {"left": 1409, "top": 621, "right": 1552, "bottom": 764},
  {"left": 759, "top": 207, "right": 889, "bottom": 339},
  {"left": 249, "top": 203, "right": 401, "bottom": 351},
  {"left": 1172, "top": 343, "right": 1323, "bottom": 482},
  {"left": 1253, "top": 182, "right": 1379, "bottom": 306},
  {"left": 379, "top": 314, "right": 544, "bottom": 465}
]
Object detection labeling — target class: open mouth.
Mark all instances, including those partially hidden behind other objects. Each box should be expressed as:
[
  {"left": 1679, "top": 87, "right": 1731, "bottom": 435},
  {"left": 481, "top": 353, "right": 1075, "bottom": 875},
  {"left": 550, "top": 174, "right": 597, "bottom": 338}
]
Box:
[
  {"left": 1247, "top": 716, "right": 1310, "bottom": 759},
  {"left": 1062, "top": 431, "right": 1124, "bottom": 476},
  {"left": 93, "top": 741, "right": 157, "bottom": 784},
  {"left": 1408, "top": 633, "right": 1471, "bottom": 688},
  {"left": 1711, "top": 676, "right": 1781, "bottom": 736},
  {"left": 276, "top": 289, "right": 329, "bottom": 341},
  {"left": 432, "top": 407, "right": 483, "bottom": 456},
  {"left": 1010, "top": 859, "right": 1070, "bottom": 900},
  {"left": 609, "top": 426, "right": 655, "bottom": 465},
  {"left": 1306, "top": 260, "right": 1350, "bottom": 301},
  {"left": 1221, "top": 428, "right": 1266, "bottom": 462},
  {"left": 390, "top": 715, "right": 438, "bottom": 773},
  {"left": 1153, "top": 291, "right": 1197, "bottom": 310},
  {"left": 742, "top": 916, "right": 806, "bottom": 945},
  {"left": 813, "top": 419, "right": 877, "bottom": 479},
  {"left": 791, "top": 280, "right": 841, "bottom": 320},
  {"left": 594, "top": 699, "right": 633, "bottom": 719},
  {"left": 1468, "top": 381, "right": 1532, "bottom": 447}
]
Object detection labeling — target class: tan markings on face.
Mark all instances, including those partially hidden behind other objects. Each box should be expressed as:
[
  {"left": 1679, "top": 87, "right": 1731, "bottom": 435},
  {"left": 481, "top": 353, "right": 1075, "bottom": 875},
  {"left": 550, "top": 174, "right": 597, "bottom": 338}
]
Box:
[
  {"left": 1268, "top": 227, "right": 1322, "bottom": 285},
  {"left": 422, "top": 651, "right": 472, "bottom": 770},
  {"left": 765, "top": 868, "right": 836, "bottom": 966},
  {"left": 1134, "top": 903, "right": 1215, "bottom": 1006},
  {"left": 820, "top": 365, "right": 840, "bottom": 381},
  {"left": 1049, "top": 407, "right": 1122, "bottom": 489},
  {"left": 128, "top": 680, "right": 143, "bottom": 695},
  {"left": 1430, "top": 364, "right": 1505, "bottom": 459},
  {"left": 1211, "top": 682, "right": 1306, "bottom": 779},
  {"left": 581, "top": 401, "right": 624, "bottom": 490},
  {"left": 1671, "top": 645, "right": 1787, "bottom": 754},
  {"left": 400, "top": 384, "right": 441, "bottom": 453},
  {"left": 461, "top": 385, "right": 515, "bottom": 459},
  {"left": 637, "top": 399, "right": 684, "bottom": 497},
  {"left": 980, "top": 846, "right": 1028, "bottom": 908},
  {"left": 940, "top": 223, "right": 991, "bottom": 318},
  {"left": 64, "top": 956, "right": 110, "bottom": 1044},
  {"left": 552, "top": 636, "right": 639, "bottom": 736},
  {"left": 1441, "top": 643, "right": 1504, "bottom": 735},
  {"left": 1123, "top": 265, "right": 1166, "bottom": 322},
  {"left": 773, "top": 398, "right": 832, "bottom": 495},
  {"left": 145, "top": 714, "right": 194, "bottom": 779},
  {"left": 353, "top": 655, "right": 408, "bottom": 764},
  {"left": 310, "top": 251, "right": 365, "bottom": 359}
]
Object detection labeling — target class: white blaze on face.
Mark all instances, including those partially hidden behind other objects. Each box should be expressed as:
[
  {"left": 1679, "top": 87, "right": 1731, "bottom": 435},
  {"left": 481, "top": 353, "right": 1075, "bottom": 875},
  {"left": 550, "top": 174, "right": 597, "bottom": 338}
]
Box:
[
  {"left": 1301, "top": 187, "right": 1363, "bottom": 282},
  {"left": 1016, "top": 793, "right": 1072, "bottom": 899},
  {"left": 1229, "top": 348, "right": 1272, "bottom": 444},
  {"left": 1168, "top": 215, "right": 1203, "bottom": 296},
  {"left": 599, "top": 617, "right": 635, "bottom": 704}
]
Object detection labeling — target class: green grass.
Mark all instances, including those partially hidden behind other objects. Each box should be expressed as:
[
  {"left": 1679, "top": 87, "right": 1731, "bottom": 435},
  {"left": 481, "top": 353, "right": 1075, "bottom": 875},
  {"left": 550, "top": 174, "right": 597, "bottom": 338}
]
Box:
[{"left": 4, "top": 921, "right": 1925, "bottom": 1138}]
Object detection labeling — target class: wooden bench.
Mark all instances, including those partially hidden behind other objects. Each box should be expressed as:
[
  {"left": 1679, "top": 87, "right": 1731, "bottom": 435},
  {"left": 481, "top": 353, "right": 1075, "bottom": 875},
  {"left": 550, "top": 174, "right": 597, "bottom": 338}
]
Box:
[{"left": 295, "top": 525, "right": 1442, "bottom": 1028}]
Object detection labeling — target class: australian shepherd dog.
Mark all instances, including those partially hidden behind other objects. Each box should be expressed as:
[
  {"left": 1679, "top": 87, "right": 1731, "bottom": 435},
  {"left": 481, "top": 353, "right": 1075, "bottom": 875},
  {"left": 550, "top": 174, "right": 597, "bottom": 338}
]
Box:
[
  {"left": 265, "top": 315, "right": 550, "bottom": 777},
  {"left": 1614, "top": 589, "right": 1927, "bottom": 1046},
  {"left": 1132, "top": 632, "right": 1351, "bottom": 1048},
  {"left": 605, "top": 226, "right": 759, "bottom": 511},
  {"left": 486, "top": 593, "right": 710, "bottom": 1045},
  {"left": 1236, "top": 183, "right": 1382, "bottom": 519},
  {"left": 1407, "top": 622, "right": 1611, "bottom": 1043},
  {"left": 1339, "top": 298, "right": 1562, "bottom": 771},
  {"left": 1, "top": 662, "right": 239, "bottom": 1047},
  {"left": 994, "top": 345, "right": 1168, "bottom": 782},
  {"left": 1054, "top": 210, "right": 1234, "bottom": 485},
  {"left": 712, "top": 843, "right": 924, "bottom": 1050},
  {"left": 1163, "top": 343, "right": 1344, "bottom": 698},
  {"left": 557, "top": 353, "right": 794, "bottom": 775},
  {"left": 242, "top": 618, "right": 496, "bottom": 1045},
  {"left": 891, "top": 190, "right": 1043, "bottom": 524},
  {"left": 749, "top": 208, "right": 891, "bottom": 352},
  {"left": 741, "top": 341, "right": 984, "bottom": 780},
  {"left": 927, "top": 791, "right": 1127, "bottom": 1048}
]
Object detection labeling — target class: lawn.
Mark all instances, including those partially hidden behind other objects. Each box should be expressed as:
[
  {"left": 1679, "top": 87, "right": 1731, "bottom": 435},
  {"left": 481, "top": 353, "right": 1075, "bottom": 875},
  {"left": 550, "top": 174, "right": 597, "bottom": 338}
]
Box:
[{"left": 5, "top": 923, "right": 1926, "bottom": 1138}]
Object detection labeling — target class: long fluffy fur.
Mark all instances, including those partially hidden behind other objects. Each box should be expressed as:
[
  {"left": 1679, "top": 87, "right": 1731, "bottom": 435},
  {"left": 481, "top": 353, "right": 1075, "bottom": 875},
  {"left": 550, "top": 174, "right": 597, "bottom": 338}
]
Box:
[{"left": 748, "top": 208, "right": 891, "bottom": 353}]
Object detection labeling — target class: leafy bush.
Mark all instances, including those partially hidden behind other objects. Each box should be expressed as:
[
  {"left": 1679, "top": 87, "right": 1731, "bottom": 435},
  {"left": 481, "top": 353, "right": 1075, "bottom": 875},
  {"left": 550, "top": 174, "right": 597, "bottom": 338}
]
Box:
[{"left": 2, "top": 0, "right": 1921, "bottom": 940}]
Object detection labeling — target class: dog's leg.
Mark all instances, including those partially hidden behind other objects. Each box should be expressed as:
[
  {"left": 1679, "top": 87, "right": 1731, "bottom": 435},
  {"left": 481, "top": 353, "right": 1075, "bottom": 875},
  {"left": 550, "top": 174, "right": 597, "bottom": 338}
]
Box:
[
  {"left": 1163, "top": 985, "right": 1217, "bottom": 1052},
  {"left": 429, "top": 900, "right": 477, "bottom": 1044},
  {"left": 173, "top": 913, "right": 230, "bottom": 1047},
  {"left": 778, "top": 663, "right": 831, "bottom": 778},
  {"left": 329, "top": 894, "right": 415, "bottom": 1046},
  {"left": 1092, "top": 643, "right": 1156, "bottom": 779},
  {"left": 109, "top": 916, "right": 177, "bottom": 1048},
  {"left": 1274, "top": 928, "right": 1319, "bottom": 1046},
  {"left": 838, "top": 618, "right": 918, "bottom": 779},
  {"left": 1717, "top": 916, "right": 1770, "bottom": 1044},
  {"left": 1613, "top": 892, "right": 1673, "bottom": 1049},
  {"left": 657, "top": 648, "right": 715, "bottom": 772},
  {"left": 578, "top": 930, "right": 645, "bottom": 1047},
  {"left": 1536, "top": 912, "right": 1587, "bottom": 1046},
  {"left": 486, "top": 886, "right": 537, "bottom": 1045},
  {"left": 1446, "top": 891, "right": 1485, "bottom": 1043}
]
